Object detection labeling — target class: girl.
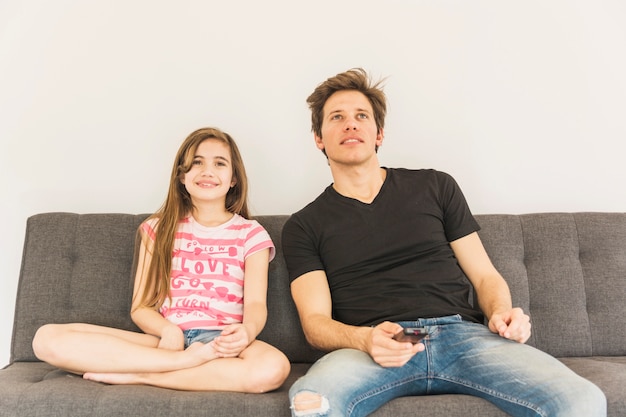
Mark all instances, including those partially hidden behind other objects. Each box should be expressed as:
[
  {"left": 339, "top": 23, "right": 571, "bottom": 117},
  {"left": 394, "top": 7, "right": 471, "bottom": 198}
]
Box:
[{"left": 32, "top": 127, "right": 290, "bottom": 392}]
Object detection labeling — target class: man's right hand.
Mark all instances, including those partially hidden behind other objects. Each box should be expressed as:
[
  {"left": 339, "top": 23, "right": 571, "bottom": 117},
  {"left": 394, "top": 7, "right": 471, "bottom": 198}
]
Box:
[{"left": 368, "top": 321, "right": 424, "bottom": 367}]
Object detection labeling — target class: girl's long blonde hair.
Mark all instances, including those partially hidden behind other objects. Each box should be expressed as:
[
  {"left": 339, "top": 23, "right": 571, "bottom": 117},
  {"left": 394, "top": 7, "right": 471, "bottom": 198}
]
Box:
[{"left": 134, "top": 127, "right": 250, "bottom": 310}]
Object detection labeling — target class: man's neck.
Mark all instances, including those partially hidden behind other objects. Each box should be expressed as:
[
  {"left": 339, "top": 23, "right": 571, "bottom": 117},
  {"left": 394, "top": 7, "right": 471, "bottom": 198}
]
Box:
[{"left": 330, "top": 161, "right": 387, "bottom": 204}]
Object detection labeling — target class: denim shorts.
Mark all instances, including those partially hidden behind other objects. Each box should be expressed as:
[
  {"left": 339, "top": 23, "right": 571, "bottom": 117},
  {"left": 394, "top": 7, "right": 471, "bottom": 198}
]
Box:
[{"left": 182, "top": 329, "right": 222, "bottom": 349}]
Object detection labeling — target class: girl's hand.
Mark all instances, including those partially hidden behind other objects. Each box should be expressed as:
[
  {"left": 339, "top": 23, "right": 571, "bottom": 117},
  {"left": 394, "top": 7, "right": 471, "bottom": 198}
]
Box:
[
  {"left": 212, "top": 324, "right": 252, "bottom": 358},
  {"left": 158, "top": 324, "right": 185, "bottom": 351}
]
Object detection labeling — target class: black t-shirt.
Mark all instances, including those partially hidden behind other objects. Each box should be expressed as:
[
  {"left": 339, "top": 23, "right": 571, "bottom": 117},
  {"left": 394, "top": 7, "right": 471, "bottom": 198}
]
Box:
[{"left": 282, "top": 168, "right": 484, "bottom": 326}]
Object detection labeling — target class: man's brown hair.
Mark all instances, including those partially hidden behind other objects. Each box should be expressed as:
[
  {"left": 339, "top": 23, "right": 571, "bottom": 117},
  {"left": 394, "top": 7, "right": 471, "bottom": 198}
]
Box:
[{"left": 306, "top": 68, "right": 387, "bottom": 138}]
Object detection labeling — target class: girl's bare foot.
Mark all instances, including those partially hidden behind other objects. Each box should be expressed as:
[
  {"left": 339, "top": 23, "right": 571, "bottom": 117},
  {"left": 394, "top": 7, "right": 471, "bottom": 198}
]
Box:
[
  {"left": 184, "top": 341, "right": 218, "bottom": 365},
  {"left": 83, "top": 342, "right": 217, "bottom": 383},
  {"left": 83, "top": 372, "right": 141, "bottom": 385},
  {"left": 82, "top": 343, "right": 218, "bottom": 385}
]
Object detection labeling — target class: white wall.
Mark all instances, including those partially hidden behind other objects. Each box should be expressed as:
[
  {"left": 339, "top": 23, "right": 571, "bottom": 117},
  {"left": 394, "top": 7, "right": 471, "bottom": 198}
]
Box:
[{"left": 1, "top": 0, "right": 625, "bottom": 366}]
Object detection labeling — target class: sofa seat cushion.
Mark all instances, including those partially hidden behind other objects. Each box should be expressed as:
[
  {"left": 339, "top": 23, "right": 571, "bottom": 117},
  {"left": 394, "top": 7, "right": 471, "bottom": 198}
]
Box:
[
  {"left": 0, "top": 361, "right": 578, "bottom": 417},
  {"left": 3, "top": 358, "right": 621, "bottom": 416},
  {"left": 0, "top": 362, "right": 295, "bottom": 417}
]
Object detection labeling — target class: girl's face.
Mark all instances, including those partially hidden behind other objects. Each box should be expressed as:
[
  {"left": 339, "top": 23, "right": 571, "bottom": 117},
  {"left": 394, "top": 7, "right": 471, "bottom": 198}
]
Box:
[{"left": 181, "top": 139, "right": 235, "bottom": 206}]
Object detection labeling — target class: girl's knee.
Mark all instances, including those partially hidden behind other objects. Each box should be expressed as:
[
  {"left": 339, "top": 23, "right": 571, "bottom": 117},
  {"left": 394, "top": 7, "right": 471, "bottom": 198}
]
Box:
[
  {"left": 32, "top": 323, "right": 79, "bottom": 362},
  {"left": 244, "top": 352, "right": 290, "bottom": 393},
  {"left": 32, "top": 324, "right": 60, "bottom": 361}
]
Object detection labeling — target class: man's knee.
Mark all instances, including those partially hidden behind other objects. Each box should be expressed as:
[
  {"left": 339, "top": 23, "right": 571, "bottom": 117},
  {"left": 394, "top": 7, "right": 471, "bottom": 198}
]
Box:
[
  {"left": 291, "top": 391, "right": 330, "bottom": 416},
  {"left": 553, "top": 378, "right": 607, "bottom": 417},
  {"left": 576, "top": 382, "right": 607, "bottom": 416}
]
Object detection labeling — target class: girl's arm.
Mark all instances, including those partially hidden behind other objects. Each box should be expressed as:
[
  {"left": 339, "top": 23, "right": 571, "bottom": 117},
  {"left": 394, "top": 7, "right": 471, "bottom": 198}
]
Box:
[
  {"left": 212, "top": 248, "right": 271, "bottom": 357},
  {"left": 240, "top": 248, "right": 271, "bottom": 339},
  {"left": 130, "top": 230, "right": 184, "bottom": 351}
]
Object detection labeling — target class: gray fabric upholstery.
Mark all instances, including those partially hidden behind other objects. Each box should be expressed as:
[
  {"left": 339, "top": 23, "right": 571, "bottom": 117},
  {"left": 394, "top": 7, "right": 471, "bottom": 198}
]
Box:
[
  {"left": 478, "top": 213, "right": 626, "bottom": 358},
  {"left": 1, "top": 212, "right": 624, "bottom": 417}
]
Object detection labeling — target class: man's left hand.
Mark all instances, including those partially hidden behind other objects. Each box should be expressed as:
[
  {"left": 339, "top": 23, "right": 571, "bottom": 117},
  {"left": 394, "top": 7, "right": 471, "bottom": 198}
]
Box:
[{"left": 488, "top": 307, "right": 531, "bottom": 343}]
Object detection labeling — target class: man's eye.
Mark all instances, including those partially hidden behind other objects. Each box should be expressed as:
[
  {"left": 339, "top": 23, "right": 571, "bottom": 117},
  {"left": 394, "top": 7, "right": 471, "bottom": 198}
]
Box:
[
  {"left": 357, "top": 113, "right": 368, "bottom": 119},
  {"left": 331, "top": 114, "right": 342, "bottom": 120}
]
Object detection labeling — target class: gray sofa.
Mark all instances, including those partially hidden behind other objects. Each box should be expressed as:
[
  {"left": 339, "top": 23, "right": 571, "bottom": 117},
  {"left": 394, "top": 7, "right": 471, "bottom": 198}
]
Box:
[{"left": 1, "top": 212, "right": 625, "bottom": 417}]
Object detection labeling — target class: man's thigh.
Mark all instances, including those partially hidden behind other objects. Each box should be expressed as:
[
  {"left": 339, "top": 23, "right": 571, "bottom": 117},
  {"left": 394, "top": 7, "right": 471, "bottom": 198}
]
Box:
[
  {"left": 427, "top": 321, "right": 606, "bottom": 417},
  {"left": 289, "top": 348, "right": 428, "bottom": 417}
]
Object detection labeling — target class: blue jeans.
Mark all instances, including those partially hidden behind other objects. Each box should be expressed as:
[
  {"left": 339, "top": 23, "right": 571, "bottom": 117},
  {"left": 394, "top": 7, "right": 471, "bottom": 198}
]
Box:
[
  {"left": 183, "top": 329, "right": 221, "bottom": 348},
  {"left": 289, "top": 315, "right": 606, "bottom": 417}
]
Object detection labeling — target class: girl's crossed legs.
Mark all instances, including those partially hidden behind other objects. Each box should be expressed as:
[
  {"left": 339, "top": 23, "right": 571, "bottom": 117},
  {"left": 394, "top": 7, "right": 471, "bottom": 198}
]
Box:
[{"left": 33, "top": 323, "right": 290, "bottom": 393}]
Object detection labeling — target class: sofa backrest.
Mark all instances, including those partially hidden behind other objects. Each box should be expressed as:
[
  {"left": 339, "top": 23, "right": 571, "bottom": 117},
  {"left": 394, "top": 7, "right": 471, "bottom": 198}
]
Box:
[
  {"left": 10, "top": 212, "right": 321, "bottom": 364},
  {"left": 10, "top": 212, "right": 626, "bottom": 364},
  {"left": 11, "top": 213, "right": 147, "bottom": 363},
  {"left": 475, "top": 213, "right": 626, "bottom": 357}
]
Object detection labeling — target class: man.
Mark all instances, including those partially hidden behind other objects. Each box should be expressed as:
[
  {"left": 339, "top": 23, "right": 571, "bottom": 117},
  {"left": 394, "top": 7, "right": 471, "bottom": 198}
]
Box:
[{"left": 281, "top": 68, "right": 606, "bottom": 417}]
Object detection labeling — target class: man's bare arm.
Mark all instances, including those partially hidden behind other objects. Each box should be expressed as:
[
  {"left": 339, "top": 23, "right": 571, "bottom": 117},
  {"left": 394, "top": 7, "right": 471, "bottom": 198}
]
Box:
[
  {"left": 451, "top": 232, "right": 531, "bottom": 343},
  {"left": 290, "top": 270, "right": 422, "bottom": 367}
]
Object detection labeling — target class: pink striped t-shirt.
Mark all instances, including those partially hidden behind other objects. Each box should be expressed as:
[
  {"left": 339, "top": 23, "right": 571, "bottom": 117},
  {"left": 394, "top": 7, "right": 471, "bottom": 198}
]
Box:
[{"left": 141, "top": 213, "right": 275, "bottom": 330}]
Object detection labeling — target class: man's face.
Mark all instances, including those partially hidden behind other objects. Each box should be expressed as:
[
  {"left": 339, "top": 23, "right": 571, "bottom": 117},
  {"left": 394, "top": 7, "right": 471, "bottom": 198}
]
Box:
[{"left": 315, "top": 90, "right": 384, "bottom": 166}]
